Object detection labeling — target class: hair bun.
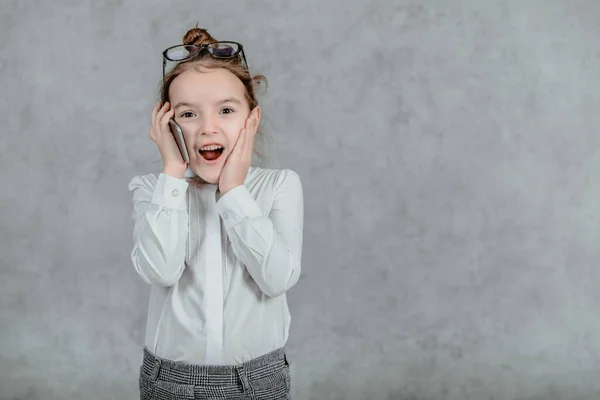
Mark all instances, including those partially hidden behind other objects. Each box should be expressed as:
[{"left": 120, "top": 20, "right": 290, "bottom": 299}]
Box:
[{"left": 182, "top": 27, "right": 217, "bottom": 46}]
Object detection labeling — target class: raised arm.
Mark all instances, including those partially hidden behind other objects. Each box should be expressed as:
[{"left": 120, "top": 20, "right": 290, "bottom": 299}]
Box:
[
  {"left": 216, "top": 169, "right": 304, "bottom": 297},
  {"left": 128, "top": 173, "right": 190, "bottom": 287}
]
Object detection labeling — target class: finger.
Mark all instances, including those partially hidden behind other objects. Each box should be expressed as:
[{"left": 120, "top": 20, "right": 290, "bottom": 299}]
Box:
[
  {"left": 153, "top": 103, "right": 164, "bottom": 133},
  {"left": 155, "top": 102, "right": 170, "bottom": 125},
  {"left": 243, "top": 116, "right": 255, "bottom": 147},
  {"left": 152, "top": 102, "right": 159, "bottom": 121},
  {"left": 245, "top": 128, "right": 255, "bottom": 161},
  {"left": 248, "top": 125, "right": 256, "bottom": 147},
  {"left": 246, "top": 115, "right": 258, "bottom": 138},
  {"left": 151, "top": 102, "right": 160, "bottom": 132},
  {"left": 244, "top": 115, "right": 253, "bottom": 131},
  {"left": 230, "top": 126, "right": 244, "bottom": 153},
  {"left": 160, "top": 108, "right": 175, "bottom": 128},
  {"left": 244, "top": 129, "right": 255, "bottom": 163},
  {"left": 237, "top": 127, "right": 248, "bottom": 156}
]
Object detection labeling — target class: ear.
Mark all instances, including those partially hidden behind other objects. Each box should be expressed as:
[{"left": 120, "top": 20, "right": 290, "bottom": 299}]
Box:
[{"left": 248, "top": 106, "right": 261, "bottom": 131}]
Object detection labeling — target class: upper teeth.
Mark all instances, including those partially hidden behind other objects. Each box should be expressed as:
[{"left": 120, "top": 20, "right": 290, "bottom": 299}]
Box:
[{"left": 201, "top": 145, "right": 223, "bottom": 151}]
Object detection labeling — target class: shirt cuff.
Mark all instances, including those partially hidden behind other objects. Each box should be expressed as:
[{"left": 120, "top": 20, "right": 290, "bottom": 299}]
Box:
[
  {"left": 216, "top": 185, "right": 262, "bottom": 231},
  {"left": 151, "top": 173, "right": 189, "bottom": 210}
]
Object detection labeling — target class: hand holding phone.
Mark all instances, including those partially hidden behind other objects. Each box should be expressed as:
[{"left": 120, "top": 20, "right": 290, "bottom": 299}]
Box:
[
  {"left": 149, "top": 102, "right": 188, "bottom": 179},
  {"left": 169, "top": 119, "right": 190, "bottom": 164}
]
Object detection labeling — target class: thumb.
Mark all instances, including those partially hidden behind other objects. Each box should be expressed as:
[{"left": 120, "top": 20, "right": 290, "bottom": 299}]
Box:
[{"left": 246, "top": 114, "right": 257, "bottom": 130}]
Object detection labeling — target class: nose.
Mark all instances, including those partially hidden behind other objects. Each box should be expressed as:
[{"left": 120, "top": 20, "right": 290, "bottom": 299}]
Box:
[{"left": 199, "top": 114, "right": 219, "bottom": 135}]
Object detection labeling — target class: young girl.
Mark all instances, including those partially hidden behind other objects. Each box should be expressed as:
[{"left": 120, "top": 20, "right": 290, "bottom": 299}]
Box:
[{"left": 128, "top": 27, "right": 303, "bottom": 400}]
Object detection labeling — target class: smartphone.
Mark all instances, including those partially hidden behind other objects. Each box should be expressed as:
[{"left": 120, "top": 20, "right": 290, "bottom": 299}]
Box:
[{"left": 169, "top": 119, "right": 190, "bottom": 163}]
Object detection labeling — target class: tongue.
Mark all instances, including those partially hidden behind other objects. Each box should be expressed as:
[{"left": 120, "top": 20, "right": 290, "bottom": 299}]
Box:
[{"left": 203, "top": 150, "right": 221, "bottom": 161}]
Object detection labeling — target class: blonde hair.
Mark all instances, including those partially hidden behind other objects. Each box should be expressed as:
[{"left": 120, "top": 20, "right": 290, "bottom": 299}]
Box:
[{"left": 160, "top": 27, "right": 271, "bottom": 167}]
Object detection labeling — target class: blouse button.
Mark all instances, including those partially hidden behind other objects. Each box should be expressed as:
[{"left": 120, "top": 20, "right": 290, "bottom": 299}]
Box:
[{"left": 172, "top": 189, "right": 180, "bottom": 197}]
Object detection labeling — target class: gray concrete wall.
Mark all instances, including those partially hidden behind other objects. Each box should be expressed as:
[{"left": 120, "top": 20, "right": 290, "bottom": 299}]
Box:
[{"left": 2, "top": 0, "right": 600, "bottom": 399}]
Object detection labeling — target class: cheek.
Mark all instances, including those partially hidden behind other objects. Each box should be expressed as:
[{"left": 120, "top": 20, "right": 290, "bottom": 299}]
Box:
[
  {"left": 178, "top": 122, "right": 197, "bottom": 140},
  {"left": 223, "top": 117, "right": 246, "bottom": 141}
]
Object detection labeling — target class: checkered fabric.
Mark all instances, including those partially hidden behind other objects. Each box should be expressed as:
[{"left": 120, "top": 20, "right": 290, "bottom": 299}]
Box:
[{"left": 139, "top": 347, "right": 291, "bottom": 400}]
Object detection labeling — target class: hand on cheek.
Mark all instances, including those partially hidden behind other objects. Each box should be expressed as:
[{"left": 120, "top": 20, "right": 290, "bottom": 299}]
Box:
[{"left": 218, "top": 115, "right": 258, "bottom": 194}]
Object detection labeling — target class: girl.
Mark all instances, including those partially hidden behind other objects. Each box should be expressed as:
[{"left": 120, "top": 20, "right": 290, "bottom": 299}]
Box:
[{"left": 128, "top": 27, "right": 303, "bottom": 400}]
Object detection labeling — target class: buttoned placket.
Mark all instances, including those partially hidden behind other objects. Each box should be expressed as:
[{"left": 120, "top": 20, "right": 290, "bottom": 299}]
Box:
[{"left": 202, "top": 185, "right": 224, "bottom": 364}]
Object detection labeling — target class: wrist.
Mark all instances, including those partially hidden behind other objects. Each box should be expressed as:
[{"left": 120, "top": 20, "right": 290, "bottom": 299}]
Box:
[
  {"left": 162, "top": 165, "right": 186, "bottom": 179},
  {"left": 220, "top": 183, "right": 243, "bottom": 195}
]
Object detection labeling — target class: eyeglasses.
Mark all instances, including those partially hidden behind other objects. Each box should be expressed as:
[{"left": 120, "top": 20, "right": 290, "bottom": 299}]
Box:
[{"left": 162, "top": 41, "right": 248, "bottom": 76}]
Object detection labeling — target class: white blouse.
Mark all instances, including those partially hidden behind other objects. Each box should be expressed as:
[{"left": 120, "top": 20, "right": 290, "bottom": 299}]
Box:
[{"left": 128, "top": 166, "right": 304, "bottom": 365}]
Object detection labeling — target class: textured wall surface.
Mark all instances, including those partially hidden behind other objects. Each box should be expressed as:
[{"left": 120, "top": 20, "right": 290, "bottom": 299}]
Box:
[{"left": 2, "top": 0, "right": 600, "bottom": 399}]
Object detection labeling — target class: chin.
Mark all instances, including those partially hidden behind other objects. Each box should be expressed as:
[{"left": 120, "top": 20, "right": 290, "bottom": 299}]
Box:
[{"left": 190, "top": 164, "right": 221, "bottom": 184}]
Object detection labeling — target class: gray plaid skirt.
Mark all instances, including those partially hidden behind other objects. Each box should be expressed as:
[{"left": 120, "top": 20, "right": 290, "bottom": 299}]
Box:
[{"left": 139, "top": 347, "right": 291, "bottom": 400}]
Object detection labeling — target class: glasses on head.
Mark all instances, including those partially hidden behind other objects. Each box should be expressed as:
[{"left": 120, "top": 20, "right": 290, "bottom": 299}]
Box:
[{"left": 162, "top": 41, "right": 248, "bottom": 77}]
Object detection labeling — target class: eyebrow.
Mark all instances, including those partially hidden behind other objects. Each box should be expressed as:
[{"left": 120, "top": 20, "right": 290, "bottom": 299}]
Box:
[
  {"left": 173, "top": 102, "right": 198, "bottom": 109},
  {"left": 216, "top": 98, "right": 243, "bottom": 106},
  {"left": 174, "top": 98, "right": 243, "bottom": 109}
]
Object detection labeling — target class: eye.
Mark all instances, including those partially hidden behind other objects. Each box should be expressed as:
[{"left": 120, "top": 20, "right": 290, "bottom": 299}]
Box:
[
  {"left": 220, "top": 107, "right": 234, "bottom": 115},
  {"left": 181, "top": 112, "right": 195, "bottom": 118}
]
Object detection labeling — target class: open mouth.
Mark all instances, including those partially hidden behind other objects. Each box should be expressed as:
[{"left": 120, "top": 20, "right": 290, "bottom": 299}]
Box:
[{"left": 199, "top": 145, "right": 225, "bottom": 162}]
